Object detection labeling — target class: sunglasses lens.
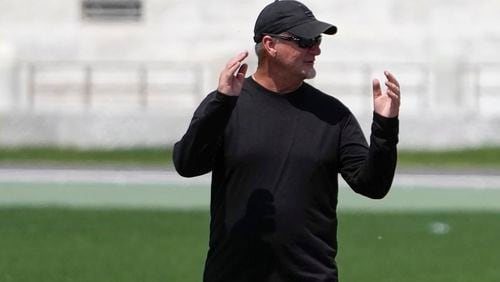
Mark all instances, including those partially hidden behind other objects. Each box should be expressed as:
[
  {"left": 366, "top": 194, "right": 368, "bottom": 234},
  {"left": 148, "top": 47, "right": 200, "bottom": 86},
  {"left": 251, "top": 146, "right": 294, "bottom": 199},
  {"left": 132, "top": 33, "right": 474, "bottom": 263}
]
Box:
[
  {"left": 268, "top": 34, "right": 322, "bottom": 49},
  {"left": 298, "top": 36, "right": 321, "bottom": 48},
  {"left": 298, "top": 39, "right": 311, "bottom": 48}
]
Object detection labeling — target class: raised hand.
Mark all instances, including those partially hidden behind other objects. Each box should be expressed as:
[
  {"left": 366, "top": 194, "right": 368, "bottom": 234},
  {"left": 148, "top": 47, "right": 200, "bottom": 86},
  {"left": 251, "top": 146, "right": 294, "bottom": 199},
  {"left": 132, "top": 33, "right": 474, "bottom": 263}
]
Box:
[
  {"left": 372, "top": 70, "right": 401, "bottom": 118},
  {"left": 217, "top": 51, "right": 249, "bottom": 96}
]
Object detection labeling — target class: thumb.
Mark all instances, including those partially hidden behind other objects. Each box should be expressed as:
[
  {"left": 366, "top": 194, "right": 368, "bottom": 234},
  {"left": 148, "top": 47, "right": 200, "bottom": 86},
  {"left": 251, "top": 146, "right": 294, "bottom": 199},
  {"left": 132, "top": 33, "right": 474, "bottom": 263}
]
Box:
[
  {"left": 372, "top": 79, "right": 382, "bottom": 99},
  {"left": 236, "top": 63, "right": 248, "bottom": 80}
]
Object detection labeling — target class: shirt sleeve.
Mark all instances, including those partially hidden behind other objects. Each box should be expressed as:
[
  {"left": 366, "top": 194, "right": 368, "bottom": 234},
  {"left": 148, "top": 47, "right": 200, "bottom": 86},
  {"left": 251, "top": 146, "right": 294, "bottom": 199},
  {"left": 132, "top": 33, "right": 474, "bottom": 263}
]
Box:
[
  {"left": 339, "top": 112, "right": 399, "bottom": 199},
  {"left": 173, "top": 91, "right": 238, "bottom": 177}
]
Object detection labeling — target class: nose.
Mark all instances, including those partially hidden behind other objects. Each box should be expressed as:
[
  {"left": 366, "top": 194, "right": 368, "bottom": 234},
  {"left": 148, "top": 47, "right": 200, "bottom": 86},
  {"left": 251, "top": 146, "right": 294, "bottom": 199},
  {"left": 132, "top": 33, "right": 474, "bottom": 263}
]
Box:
[{"left": 308, "top": 43, "right": 321, "bottom": 55}]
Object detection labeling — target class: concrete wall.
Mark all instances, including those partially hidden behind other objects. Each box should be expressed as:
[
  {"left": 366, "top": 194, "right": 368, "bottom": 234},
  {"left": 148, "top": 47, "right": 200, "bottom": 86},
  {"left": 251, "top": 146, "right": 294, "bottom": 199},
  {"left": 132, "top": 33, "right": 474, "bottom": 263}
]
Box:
[
  {"left": 1, "top": 0, "right": 500, "bottom": 149},
  {"left": 2, "top": 0, "right": 499, "bottom": 63}
]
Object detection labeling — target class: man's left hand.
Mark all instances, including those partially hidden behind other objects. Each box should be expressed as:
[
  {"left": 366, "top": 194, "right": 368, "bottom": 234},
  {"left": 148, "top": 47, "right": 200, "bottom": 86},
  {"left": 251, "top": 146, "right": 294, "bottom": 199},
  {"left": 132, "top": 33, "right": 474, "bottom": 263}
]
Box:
[{"left": 372, "top": 71, "right": 400, "bottom": 118}]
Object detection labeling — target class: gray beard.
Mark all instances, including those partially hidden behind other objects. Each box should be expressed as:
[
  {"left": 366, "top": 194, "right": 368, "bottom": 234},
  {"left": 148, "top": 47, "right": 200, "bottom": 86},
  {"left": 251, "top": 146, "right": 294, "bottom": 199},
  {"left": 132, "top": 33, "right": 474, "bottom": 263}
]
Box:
[{"left": 303, "top": 68, "right": 316, "bottom": 79}]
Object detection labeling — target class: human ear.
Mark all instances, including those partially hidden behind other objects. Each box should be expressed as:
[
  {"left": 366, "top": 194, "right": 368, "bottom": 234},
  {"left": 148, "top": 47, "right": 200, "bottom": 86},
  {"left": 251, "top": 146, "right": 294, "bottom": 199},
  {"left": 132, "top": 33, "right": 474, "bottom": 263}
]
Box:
[{"left": 262, "top": 36, "right": 278, "bottom": 57}]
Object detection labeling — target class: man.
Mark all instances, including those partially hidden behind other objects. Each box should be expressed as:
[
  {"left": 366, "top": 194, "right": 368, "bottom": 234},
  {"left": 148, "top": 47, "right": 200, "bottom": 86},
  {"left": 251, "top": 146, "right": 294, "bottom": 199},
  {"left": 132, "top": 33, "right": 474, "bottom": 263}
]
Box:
[{"left": 174, "top": 0, "right": 400, "bottom": 281}]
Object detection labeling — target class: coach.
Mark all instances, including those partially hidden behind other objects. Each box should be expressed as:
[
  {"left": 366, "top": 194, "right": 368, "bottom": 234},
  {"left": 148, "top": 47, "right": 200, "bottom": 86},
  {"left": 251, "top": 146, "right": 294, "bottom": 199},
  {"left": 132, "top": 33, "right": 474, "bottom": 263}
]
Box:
[{"left": 174, "top": 1, "right": 401, "bottom": 281}]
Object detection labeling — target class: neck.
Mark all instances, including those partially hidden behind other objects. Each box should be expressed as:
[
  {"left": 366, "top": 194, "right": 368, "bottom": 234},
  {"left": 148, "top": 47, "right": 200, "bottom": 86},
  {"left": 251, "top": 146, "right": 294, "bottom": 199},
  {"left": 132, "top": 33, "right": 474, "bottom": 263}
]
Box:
[{"left": 252, "top": 66, "right": 303, "bottom": 94}]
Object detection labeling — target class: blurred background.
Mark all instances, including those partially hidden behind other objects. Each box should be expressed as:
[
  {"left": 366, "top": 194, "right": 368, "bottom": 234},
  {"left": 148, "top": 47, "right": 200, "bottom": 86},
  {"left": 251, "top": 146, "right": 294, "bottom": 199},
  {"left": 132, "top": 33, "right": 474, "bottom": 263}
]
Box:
[
  {"left": 0, "top": 1, "right": 499, "bottom": 282},
  {"left": 0, "top": 0, "right": 499, "bottom": 148}
]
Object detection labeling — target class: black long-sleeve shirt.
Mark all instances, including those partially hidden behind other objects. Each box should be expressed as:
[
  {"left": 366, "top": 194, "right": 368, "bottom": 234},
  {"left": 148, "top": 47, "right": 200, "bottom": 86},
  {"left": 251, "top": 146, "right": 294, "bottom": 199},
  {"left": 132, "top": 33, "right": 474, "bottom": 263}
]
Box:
[{"left": 174, "top": 77, "right": 399, "bottom": 282}]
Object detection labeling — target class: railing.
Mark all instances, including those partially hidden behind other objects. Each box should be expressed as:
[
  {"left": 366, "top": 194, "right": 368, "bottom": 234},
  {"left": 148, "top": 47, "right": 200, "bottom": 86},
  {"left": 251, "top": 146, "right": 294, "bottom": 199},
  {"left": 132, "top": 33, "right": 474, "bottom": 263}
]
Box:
[
  {"left": 312, "top": 61, "right": 431, "bottom": 116},
  {"left": 13, "top": 60, "right": 500, "bottom": 116},
  {"left": 18, "top": 61, "right": 207, "bottom": 112},
  {"left": 466, "top": 62, "right": 500, "bottom": 116}
]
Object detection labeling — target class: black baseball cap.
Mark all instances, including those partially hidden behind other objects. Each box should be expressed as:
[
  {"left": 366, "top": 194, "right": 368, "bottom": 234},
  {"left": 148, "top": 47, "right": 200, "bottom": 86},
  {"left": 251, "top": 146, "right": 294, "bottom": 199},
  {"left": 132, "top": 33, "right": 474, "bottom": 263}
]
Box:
[{"left": 253, "top": 0, "right": 337, "bottom": 43}]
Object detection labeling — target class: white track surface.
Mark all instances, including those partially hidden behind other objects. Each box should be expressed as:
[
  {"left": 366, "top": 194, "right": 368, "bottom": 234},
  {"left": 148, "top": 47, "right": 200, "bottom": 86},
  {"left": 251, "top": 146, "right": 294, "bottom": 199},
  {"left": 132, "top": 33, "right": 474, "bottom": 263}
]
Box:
[
  {"left": 1, "top": 167, "right": 500, "bottom": 189},
  {"left": 1, "top": 167, "right": 499, "bottom": 210}
]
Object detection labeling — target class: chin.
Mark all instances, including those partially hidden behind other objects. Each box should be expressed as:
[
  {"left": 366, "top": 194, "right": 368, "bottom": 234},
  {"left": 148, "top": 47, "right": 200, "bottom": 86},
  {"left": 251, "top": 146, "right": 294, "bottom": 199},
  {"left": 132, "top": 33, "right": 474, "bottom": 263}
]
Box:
[{"left": 302, "top": 68, "right": 317, "bottom": 80}]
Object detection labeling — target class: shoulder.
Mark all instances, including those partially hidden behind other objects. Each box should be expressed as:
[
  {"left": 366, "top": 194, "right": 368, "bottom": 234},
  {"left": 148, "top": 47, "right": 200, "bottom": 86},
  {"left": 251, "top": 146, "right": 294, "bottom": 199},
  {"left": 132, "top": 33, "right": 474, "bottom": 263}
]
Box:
[
  {"left": 302, "top": 83, "right": 347, "bottom": 108},
  {"left": 292, "top": 83, "right": 352, "bottom": 125}
]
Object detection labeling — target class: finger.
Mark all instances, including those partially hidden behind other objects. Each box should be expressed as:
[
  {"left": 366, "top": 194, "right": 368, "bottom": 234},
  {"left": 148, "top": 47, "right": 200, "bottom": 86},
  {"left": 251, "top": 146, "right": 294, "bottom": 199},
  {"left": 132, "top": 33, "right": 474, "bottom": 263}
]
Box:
[
  {"left": 384, "top": 81, "right": 400, "bottom": 95},
  {"left": 384, "top": 70, "right": 400, "bottom": 87},
  {"left": 236, "top": 63, "right": 248, "bottom": 79},
  {"left": 226, "top": 50, "right": 249, "bottom": 69},
  {"left": 372, "top": 79, "right": 382, "bottom": 98},
  {"left": 223, "top": 51, "right": 249, "bottom": 78},
  {"left": 237, "top": 50, "right": 249, "bottom": 62},
  {"left": 226, "top": 61, "right": 243, "bottom": 76},
  {"left": 386, "top": 90, "right": 400, "bottom": 102}
]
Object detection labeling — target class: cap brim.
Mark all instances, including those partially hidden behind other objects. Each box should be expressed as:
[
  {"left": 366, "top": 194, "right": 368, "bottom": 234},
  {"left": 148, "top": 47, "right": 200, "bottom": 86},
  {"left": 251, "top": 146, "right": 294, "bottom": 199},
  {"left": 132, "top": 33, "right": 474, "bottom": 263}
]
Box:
[{"left": 288, "top": 20, "right": 337, "bottom": 39}]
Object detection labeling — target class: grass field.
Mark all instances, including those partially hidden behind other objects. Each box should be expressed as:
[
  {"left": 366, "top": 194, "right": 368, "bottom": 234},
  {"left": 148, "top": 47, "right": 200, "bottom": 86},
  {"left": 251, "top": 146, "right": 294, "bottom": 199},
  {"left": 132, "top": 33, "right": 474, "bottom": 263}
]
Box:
[
  {"left": 2, "top": 146, "right": 500, "bottom": 168},
  {"left": 1, "top": 146, "right": 499, "bottom": 281},
  {"left": 0, "top": 208, "right": 498, "bottom": 282}
]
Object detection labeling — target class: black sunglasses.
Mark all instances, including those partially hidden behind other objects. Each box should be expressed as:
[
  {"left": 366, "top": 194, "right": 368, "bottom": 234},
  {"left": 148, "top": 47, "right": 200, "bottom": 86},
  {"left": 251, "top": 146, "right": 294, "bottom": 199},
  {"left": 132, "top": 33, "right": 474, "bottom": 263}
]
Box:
[{"left": 266, "top": 34, "right": 322, "bottom": 49}]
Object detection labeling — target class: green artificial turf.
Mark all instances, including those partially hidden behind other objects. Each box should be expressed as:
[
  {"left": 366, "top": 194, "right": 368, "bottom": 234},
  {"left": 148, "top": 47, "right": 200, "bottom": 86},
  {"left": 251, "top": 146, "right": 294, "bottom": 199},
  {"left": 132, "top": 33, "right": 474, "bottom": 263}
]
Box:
[
  {"left": 336, "top": 211, "right": 500, "bottom": 282},
  {"left": 397, "top": 147, "right": 500, "bottom": 169},
  {"left": 0, "top": 208, "right": 498, "bottom": 282},
  {"left": 2, "top": 146, "right": 500, "bottom": 169},
  {"left": 0, "top": 147, "right": 172, "bottom": 167},
  {"left": 0, "top": 208, "right": 207, "bottom": 282}
]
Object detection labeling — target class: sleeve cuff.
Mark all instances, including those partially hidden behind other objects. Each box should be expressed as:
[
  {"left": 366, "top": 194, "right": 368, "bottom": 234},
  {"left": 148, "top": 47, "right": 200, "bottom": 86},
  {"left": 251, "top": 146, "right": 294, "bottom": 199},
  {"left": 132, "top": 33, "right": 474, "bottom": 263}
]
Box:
[
  {"left": 211, "top": 91, "right": 238, "bottom": 109},
  {"left": 372, "top": 112, "right": 399, "bottom": 141},
  {"left": 215, "top": 91, "right": 238, "bottom": 101}
]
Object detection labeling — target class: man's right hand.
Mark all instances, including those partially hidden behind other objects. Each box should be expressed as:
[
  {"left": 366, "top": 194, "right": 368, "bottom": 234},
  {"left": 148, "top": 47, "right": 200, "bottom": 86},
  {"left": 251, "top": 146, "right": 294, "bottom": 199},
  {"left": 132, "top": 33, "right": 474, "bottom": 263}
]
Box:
[{"left": 217, "top": 51, "right": 249, "bottom": 96}]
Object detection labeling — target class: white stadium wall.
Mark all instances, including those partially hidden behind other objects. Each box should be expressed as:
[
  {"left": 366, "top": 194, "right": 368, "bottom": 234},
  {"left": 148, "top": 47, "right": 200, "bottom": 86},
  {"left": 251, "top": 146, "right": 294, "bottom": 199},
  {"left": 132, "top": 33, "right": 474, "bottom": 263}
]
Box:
[{"left": 0, "top": 0, "right": 500, "bottom": 149}]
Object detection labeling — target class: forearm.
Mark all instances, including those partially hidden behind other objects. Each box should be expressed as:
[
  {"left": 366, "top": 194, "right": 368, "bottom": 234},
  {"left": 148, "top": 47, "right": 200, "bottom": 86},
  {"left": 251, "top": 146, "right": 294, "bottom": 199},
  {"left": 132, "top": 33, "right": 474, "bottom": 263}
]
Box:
[
  {"left": 361, "top": 113, "right": 399, "bottom": 198},
  {"left": 174, "top": 91, "right": 238, "bottom": 177},
  {"left": 341, "top": 112, "right": 399, "bottom": 199}
]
